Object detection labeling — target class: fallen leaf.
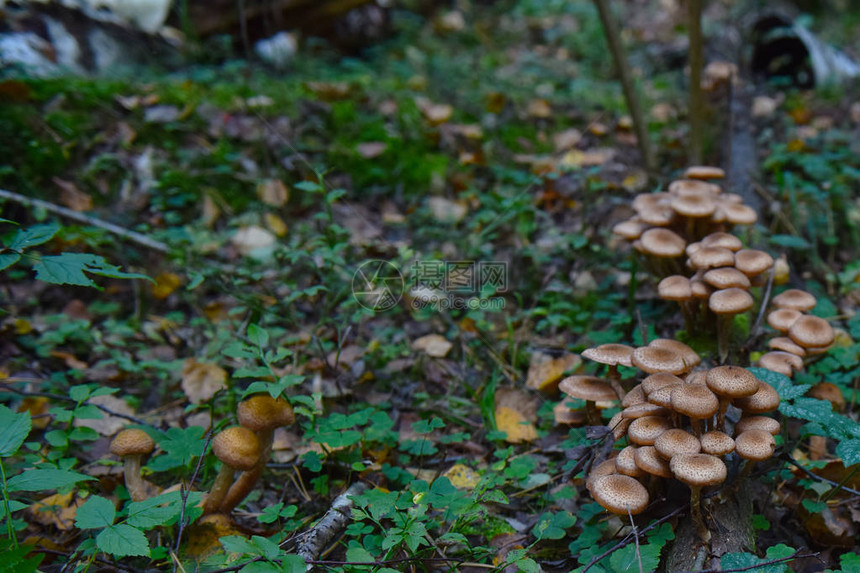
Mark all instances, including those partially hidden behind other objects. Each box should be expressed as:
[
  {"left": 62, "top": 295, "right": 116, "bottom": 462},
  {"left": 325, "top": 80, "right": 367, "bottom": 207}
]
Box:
[
  {"left": 527, "top": 98, "right": 552, "bottom": 119},
  {"left": 74, "top": 395, "right": 135, "bottom": 436},
  {"left": 185, "top": 514, "right": 243, "bottom": 561},
  {"left": 526, "top": 351, "right": 581, "bottom": 393},
  {"left": 435, "top": 10, "right": 465, "bottom": 33},
  {"left": 28, "top": 492, "right": 83, "bottom": 530},
  {"left": 257, "top": 179, "right": 289, "bottom": 207},
  {"left": 416, "top": 97, "right": 453, "bottom": 125},
  {"left": 18, "top": 397, "right": 51, "bottom": 430},
  {"left": 231, "top": 225, "right": 276, "bottom": 256},
  {"left": 357, "top": 142, "right": 387, "bottom": 158},
  {"left": 413, "top": 334, "right": 453, "bottom": 358},
  {"left": 201, "top": 194, "right": 220, "bottom": 228},
  {"left": 428, "top": 197, "right": 468, "bottom": 223},
  {"left": 560, "top": 148, "right": 613, "bottom": 168},
  {"left": 152, "top": 272, "right": 182, "bottom": 299},
  {"left": 49, "top": 351, "right": 88, "bottom": 370},
  {"left": 181, "top": 358, "right": 228, "bottom": 404},
  {"left": 443, "top": 463, "right": 480, "bottom": 489},
  {"left": 553, "top": 128, "right": 582, "bottom": 152},
  {"left": 264, "top": 213, "right": 288, "bottom": 237},
  {"left": 306, "top": 81, "right": 352, "bottom": 101},
  {"left": 495, "top": 388, "right": 538, "bottom": 444}
]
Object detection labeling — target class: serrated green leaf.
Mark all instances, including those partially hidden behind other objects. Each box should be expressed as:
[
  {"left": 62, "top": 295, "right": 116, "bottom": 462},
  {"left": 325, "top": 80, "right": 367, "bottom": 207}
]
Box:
[
  {"left": 96, "top": 524, "right": 150, "bottom": 558},
  {"left": 0, "top": 252, "right": 21, "bottom": 271},
  {"left": 720, "top": 548, "right": 793, "bottom": 573},
  {"left": 6, "top": 500, "right": 28, "bottom": 513},
  {"left": 532, "top": 510, "right": 576, "bottom": 540},
  {"left": 7, "top": 468, "right": 95, "bottom": 492},
  {"left": 221, "top": 535, "right": 263, "bottom": 556},
  {"left": 9, "top": 223, "right": 59, "bottom": 250},
  {"left": 836, "top": 439, "right": 860, "bottom": 467},
  {"left": 76, "top": 496, "right": 116, "bottom": 529},
  {"left": 0, "top": 405, "right": 31, "bottom": 457},
  {"left": 126, "top": 492, "right": 183, "bottom": 528},
  {"left": 281, "top": 555, "right": 307, "bottom": 573},
  {"left": 32, "top": 253, "right": 151, "bottom": 288},
  {"left": 240, "top": 563, "right": 280, "bottom": 573},
  {"left": 247, "top": 324, "right": 269, "bottom": 348},
  {"left": 345, "top": 546, "right": 375, "bottom": 562},
  {"left": 748, "top": 368, "right": 807, "bottom": 400}
]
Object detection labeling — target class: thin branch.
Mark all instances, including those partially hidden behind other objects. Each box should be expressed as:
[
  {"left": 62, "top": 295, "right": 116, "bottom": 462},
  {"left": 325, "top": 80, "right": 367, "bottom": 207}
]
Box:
[
  {"left": 172, "top": 427, "right": 215, "bottom": 573},
  {"left": 674, "top": 549, "right": 818, "bottom": 573},
  {"left": 32, "top": 547, "right": 144, "bottom": 573},
  {"left": 0, "top": 187, "right": 169, "bottom": 253},
  {"left": 783, "top": 453, "right": 860, "bottom": 497}
]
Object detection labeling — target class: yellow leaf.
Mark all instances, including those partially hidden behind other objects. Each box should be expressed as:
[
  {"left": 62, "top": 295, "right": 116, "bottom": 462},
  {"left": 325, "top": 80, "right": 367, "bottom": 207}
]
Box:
[
  {"left": 495, "top": 406, "right": 538, "bottom": 443},
  {"left": 443, "top": 463, "right": 480, "bottom": 489},
  {"left": 152, "top": 272, "right": 182, "bottom": 299},
  {"left": 412, "top": 334, "right": 453, "bottom": 358},
  {"left": 257, "top": 179, "right": 289, "bottom": 207},
  {"left": 181, "top": 358, "right": 227, "bottom": 404},
  {"left": 264, "top": 213, "right": 288, "bottom": 237},
  {"left": 526, "top": 352, "right": 581, "bottom": 393},
  {"left": 28, "top": 492, "right": 82, "bottom": 530}
]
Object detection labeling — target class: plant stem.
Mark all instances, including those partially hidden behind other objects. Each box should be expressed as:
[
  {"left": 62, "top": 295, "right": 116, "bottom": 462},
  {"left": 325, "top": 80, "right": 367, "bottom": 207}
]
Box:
[{"left": 0, "top": 459, "right": 16, "bottom": 547}]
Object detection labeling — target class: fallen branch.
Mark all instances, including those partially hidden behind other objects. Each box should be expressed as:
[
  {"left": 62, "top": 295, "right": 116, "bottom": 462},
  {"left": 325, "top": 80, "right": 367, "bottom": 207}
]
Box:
[
  {"left": 295, "top": 481, "right": 369, "bottom": 570},
  {"left": 0, "top": 188, "right": 169, "bottom": 254}
]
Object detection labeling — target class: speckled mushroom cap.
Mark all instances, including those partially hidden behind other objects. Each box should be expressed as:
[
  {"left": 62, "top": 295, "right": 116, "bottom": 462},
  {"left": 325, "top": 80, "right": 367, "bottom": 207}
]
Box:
[
  {"left": 647, "top": 385, "right": 681, "bottom": 408},
  {"left": 633, "top": 192, "right": 670, "bottom": 213},
  {"left": 654, "top": 428, "right": 701, "bottom": 460},
  {"left": 589, "top": 474, "right": 650, "bottom": 515},
  {"left": 691, "top": 278, "right": 714, "bottom": 299},
  {"left": 588, "top": 459, "right": 618, "bottom": 482},
  {"left": 622, "top": 384, "right": 646, "bottom": 407},
  {"left": 734, "top": 249, "right": 774, "bottom": 277},
  {"left": 700, "top": 431, "right": 735, "bottom": 455},
  {"left": 772, "top": 289, "right": 817, "bottom": 312},
  {"left": 559, "top": 376, "right": 619, "bottom": 402},
  {"left": 639, "top": 228, "right": 687, "bottom": 258},
  {"left": 809, "top": 382, "right": 846, "bottom": 412},
  {"left": 616, "top": 446, "right": 644, "bottom": 478},
  {"left": 628, "top": 416, "right": 673, "bottom": 446},
  {"left": 608, "top": 411, "right": 632, "bottom": 441},
  {"left": 758, "top": 351, "right": 803, "bottom": 377},
  {"left": 684, "top": 371, "right": 707, "bottom": 385},
  {"left": 709, "top": 287, "right": 754, "bottom": 315},
  {"left": 648, "top": 339, "right": 701, "bottom": 369},
  {"left": 703, "top": 267, "right": 751, "bottom": 290},
  {"left": 613, "top": 219, "right": 649, "bottom": 240},
  {"left": 670, "top": 454, "right": 727, "bottom": 487},
  {"left": 684, "top": 166, "right": 725, "bottom": 180},
  {"left": 622, "top": 403, "right": 670, "bottom": 419},
  {"left": 706, "top": 366, "right": 759, "bottom": 398},
  {"left": 669, "top": 178, "right": 718, "bottom": 196},
  {"left": 634, "top": 445, "right": 673, "bottom": 478},
  {"left": 632, "top": 345, "right": 690, "bottom": 375},
  {"left": 734, "top": 382, "right": 780, "bottom": 414},
  {"left": 689, "top": 246, "right": 735, "bottom": 270},
  {"left": 767, "top": 309, "right": 803, "bottom": 333},
  {"left": 735, "top": 416, "right": 781, "bottom": 435},
  {"left": 671, "top": 195, "right": 716, "bottom": 218},
  {"left": 723, "top": 203, "right": 758, "bottom": 225},
  {"left": 768, "top": 337, "right": 806, "bottom": 357},
  {"left": 671, "top": 384, "right": 719, "bottom": 420},
  {"left": 642, "top": 372, "right": 686, "bottom": 396},
  {"left": 237, "top": 395, "right": 296, "bottom": 432},
  {"left": 700, "top": 232, "right": 742, "bottom": 251},
  {"left": 658, "top": 275, "right": 692, "bottom": 301},
  {"left": 212, "top": 426, "right": 262, "bottom": 471},
  {"left": 734, "top": 429, "right": 776, "bottom": 461},
  {"left": 582, "top": 344, "right": 635, "bottom": 367},
  {"left": 110, "top": 429, "right": 156, "bottom": 457},
  {"left": 788, "top": 315, "right": 835, "bottom": 349}
]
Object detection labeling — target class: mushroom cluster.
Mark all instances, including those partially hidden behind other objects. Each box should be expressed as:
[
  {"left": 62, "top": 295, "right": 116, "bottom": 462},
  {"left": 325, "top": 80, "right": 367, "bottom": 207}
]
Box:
[
  {"left": 612, "top": 167, "right": 760, "bottom": 278},
  {"left": 578, "top": 343, "right": 781, "bottom": 541},
  {"left": 760, "top": 289, "right": 835, "bottom": 378}
]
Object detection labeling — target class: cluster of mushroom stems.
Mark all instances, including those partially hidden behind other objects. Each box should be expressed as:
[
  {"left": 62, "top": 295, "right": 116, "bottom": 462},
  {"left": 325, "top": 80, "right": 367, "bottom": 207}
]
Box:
[
  {"left": 562, "top": 340, "right": 782, "bottom": 542},
  {"left": 110, "top": 393, "right": 294, "bottom": 515}
]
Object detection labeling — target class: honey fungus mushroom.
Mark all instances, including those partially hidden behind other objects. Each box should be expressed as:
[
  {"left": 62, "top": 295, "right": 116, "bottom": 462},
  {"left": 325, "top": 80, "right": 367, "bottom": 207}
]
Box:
[
  {"left": 110, "top": 428, "right": 156, "bottom": 502},
  {"left": 202, "top": 426, "right": 262, "bottom": 515},
  {"left": 590, "top": 474, "right": 650, "bottom": 516},
  {"left": 670, "top": 453, "right": 727, "bottom": 541},
  {"left": 559, "top": 375, "right": 619, "bottom": 425},
  {"left": 581, "top": 343, "right": 634, "bottom": 399}
]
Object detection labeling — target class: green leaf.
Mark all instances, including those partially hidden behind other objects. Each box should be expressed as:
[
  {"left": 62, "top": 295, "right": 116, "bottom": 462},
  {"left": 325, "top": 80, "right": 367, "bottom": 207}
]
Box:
[
  {"left": 33, "top": 253, "right": 151, "bottom": 287},
  {"left": 769, "top": 234, "right": 810, "bottom": 250},
  {"left": 748, "top": 368, "right": 808, "bottom": 400},
  {"left": 96, "top": 524, "right": 150, "bottom": 558},
  {"left": 720, "top": 545, "right": 794, "bottom": 573},
  {"left": 126, "top": 491, "right": 184, "bottom": 528},
  {"left": 836, "top": 439, "right": 860, "bottom": 467},
  {"left": 147, "top": 426, "right": 206, "bottom": 472},
  {"left": 9, "top": 223, "right": 59, "bottom": 250},
  {"left": 0, "top": 405, "right": 31, "bottom": 457},
  {"left": 280, "top": 555, "right": 307, "bottom": 573},
  {"left": 0, "top": 252, "right": 21, "bottom": 271},
  {"left": 7, "top": 468, "right": 95, "bottom": 492},
  {"left": 532, "top": 511, "right": 576, "bottom": 540},
  {"left": 76, "top": 496, "right": 116, "bottom": 529},
  {"left": 240, "top": 563, "right": 280, "bottom": 573},
  {"left": 221, "top": 535, "right": 262, "bottom": 556},
  {"left": 247, "top": 324, "right": 269, "bottom": 348},
  {"left": 345, "top": 546, "right": 375, "bottom": 563}
]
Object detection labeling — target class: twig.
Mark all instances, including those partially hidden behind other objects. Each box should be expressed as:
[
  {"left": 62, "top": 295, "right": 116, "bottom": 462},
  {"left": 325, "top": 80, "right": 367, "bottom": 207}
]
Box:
[
  {"left": 0, "top": 187, "right": 169, "bottom": 253},
  {"left": 673, "top": 549, "right": 818, "bottom": 573},
  {"left": 295, "top": 481, "right": 369, "bottom": 570},
  {"left": 783, "top": 453, "right": 860, "bottom": 497},
  {"left": 592, "top": 0, "right": 656, "bottom": 172},
  {"left": 32, "top": 546, "right": 143, "bottom": 573},
  {"left": 172, "top": 427, "right": 214, "bottom": 573},
  {"left": 749, "top": 263, "right": 776, "bottom": 336}
]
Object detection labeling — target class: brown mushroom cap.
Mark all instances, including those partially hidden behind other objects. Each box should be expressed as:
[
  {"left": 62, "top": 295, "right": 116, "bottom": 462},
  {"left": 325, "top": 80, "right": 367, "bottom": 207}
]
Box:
[
  {"left": 237, "top": 395, "right": 296, "bottom": 432},
  {"left": 642, "top": 372, "right": 686, "bottom": 396},
  {"left": 768, "top": 337, "right": 806, "bottom": 357},
  {"left": 212, "top": 426, "right": 262, "bottom": 471},
  {"left": 647, "top": 385, "right": 682, "bottom": 408},
  {"left": 111, "top": 429, "right": 156, "bottom": 457},
  {"left": 809, "top": 382, "right": 846, "bottom": 412},
  {"left": 658, "top": 275, "right": 692, "bottom": 301},
  {"left": 734, "top": 429, "right": 776, "bottom": 461},
  {"left": 700, "top": 431, "right": 735, "bottom": 455},
  {"left": 734, "top": 382, "right": 780, "bottom": 414},
  {"left": 670, "top": 454, "right": 727, "bottom": 487},
  {"left": 608, "top": 411, "right": 632, "bottom": 441},
  {"left": 671, "top": 384, "right": 719, "bottom": 420},
  {"left": 633, "top": 192, "right": 671, "bottom": 214},
  {"left": 553, "top": 402, "right": 587, "bottom": 426},
  {"left": 669, "top": 179, "right": 721, "bottom": 196},
  {"left": 734, "top": 249, "right": 774, "bottom": 277},
  {"left": 622, "top": 384, "right": 646, "bottom": 407},
  {"left": 735, "top": 416, "right": 781, "bottom": 435},
  {"left": 632, "top": 345, "right": 690, "bottom": 375},
  {"left": 655, "top": 428, "right": 701, "bottom": 459},
  {"left": 691, "top": 278, "right": 714, "bottom": 299},
  {"left": 772, "top": 289, "right": 817, "bottom": 312},
  {"left": 590, "top": 474, "right": 650, "bottom": 515},
  {"left": 634, "top": 445, "right": 673, "bottom": 478},
  {"left": 767, "top": 309, "right": 803, "bottom": 333},
  {"left": 671, "top": 195, "right": 716, "bottom": 218},
  {"left": 684, "top": 371, "right": 708, "bottom": 385},
  {"left": 689, "top": 246, "right": 735, "bottom": 270},
  {"left": 709, "top": 287, "right": 754, "bottom": 315},
  {"left": 639, "top": 228, "right": 687, "bottom": 258},
  {"left": 648, "top": 339, "right": 701, "bottom": 368},
  {"left": 582, "top": 344, "right": 635, "bottom": 367},
  {"left": 788, "top": 315, "right": 835, "bottom": 349},
  {"left": 758, "top": 351, "right": 804, "bottom": 377},
  {"left": 559, "top": 376, "right": 619, "bottom": 402},
  {"left": 703, "top": 267, "right": 751, "bottom": 290},
  {"left": 622, "top": 403, "right": 670, "bottom": 419},
  {"left": 628, "top": 416, "right": 673, "bottom": 446},
  {"left": 706, "top": 366, "right": 759, "bottom": 398},
  {"left": 700, "top": 232, "right": 742, "bottom": 252},
  {"left": 613, "top": 219, "right": 650, "bottom": 240},
  {"left": 683, "top": 166, "right": 725, "bottom": 180},
  {"left": 723, "top": 203, "right": 758, "bottom": 225},
  {"left": 616, "top": 446, "right": 644, "bottom": 478}
]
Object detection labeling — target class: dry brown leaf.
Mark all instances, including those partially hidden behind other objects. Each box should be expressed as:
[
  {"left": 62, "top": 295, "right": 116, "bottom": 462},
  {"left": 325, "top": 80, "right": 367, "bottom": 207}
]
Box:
[
  {"left": 49, "top": 351, "right": 88, "bottom": 370},
  {"left": 526, "top": 351, "right": 581, "bottom": 393},
  {"left": 185, "top": 514, "right": 243, "bottom": 560},
  {"left": 416, "top": 97, "right": 453, "bottom": 125},
  {"left": 412, "top": 334, "right": 453, "bottom": 358},
  {"left": 28, "top": 492, "right": 84, "bottom": 530},
  {"left": 357, "top": 142, "right": 387, "bottom": 158},
  {"left": 257, "top": 179, "right": 289, "bottom": 207},
  {"left": 181, "top": 358, "right": 227, "bottom": 404},
  {"left": 74, "top": 395, "right": 136, "bottom": 436},
  {"left": 52, "top": 177, "right": 93, "bottom": 212},
  {"left": 495, "top": 388, "right": 538, "bottom": 443},
  {"left": 306, "top": 81, "right": 352, "bottom": 101},
  {"left": 526, "top": 99, "right": 552, "bottom": 119},
  {"left": 152, "top": 272, "right": 182, "bottom": 300},
  {"left": 427, "top": 197, "right": 468, "bottom": 223},
  {"left": 560, "top": 148, "right": 614, "bottom": 168},
  {"left": 232, "top": 225, "right": 276, "bottom": 256},
  {"left": 18, "top": 397, "right": 51, "bottom": 430},
  {"left": 552, "top": 128, "right": 582, "bottom": 152}
]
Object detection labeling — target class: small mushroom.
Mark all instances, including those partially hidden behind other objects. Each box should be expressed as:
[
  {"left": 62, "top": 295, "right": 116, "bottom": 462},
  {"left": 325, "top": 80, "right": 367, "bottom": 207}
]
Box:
[
  {"left": 110, "top": 429, "right": 156, "bottom": 502},
  {"left": 705, "top": 366, "right": 759, "bottom": 431},
  {"left": 734, "top": 429, "right": 776, "bottom": 477},
  {"left": 590, "top": 474, "right": 650, "bottom": 516},
  {"left": 771, "top": 289, "right": 817, "bottom": 312},
  {"left": 202, "top": 426, "right": 262, "bottom": 515},
  {"left": 671, "top": 384, "right": 719, "bottom": 436},
  {"left": 670, "top": 454, "right": 727, "bottom": 541},
  {"left": 709, "top": 288, "right": 754, "bottom": 362},
  {"left": 581, "top": 343, "right": 634, "bottom": 400},
  {"left": 559, "top": 375, "right": 619, "bottom": 425}
]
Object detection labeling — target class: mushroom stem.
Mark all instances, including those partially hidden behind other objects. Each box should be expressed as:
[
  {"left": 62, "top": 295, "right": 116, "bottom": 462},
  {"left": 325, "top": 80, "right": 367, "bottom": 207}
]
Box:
[
  {"left": 689, "top": 486, "right": 711, "bottom": 542},
  {"left": 122, "top": 456, "right": 148, "bottom": 502},
  {"left": 716, "top": 314, "right": 730, "bottom": 363},
  {"left": 585, "top": 400, "right": 601, "bottom": 426},
  {"left": 716, "top": 398, "right": 730, "bottom": 433},
  {"left": 220, "top": 429, "right": 275, "bottom": 513},
  {"left": 607, "top": 365, "right": 627, "bottom": 400},
  {"left": 203, "top": 464, "right": 237, "bottom": 514}
]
